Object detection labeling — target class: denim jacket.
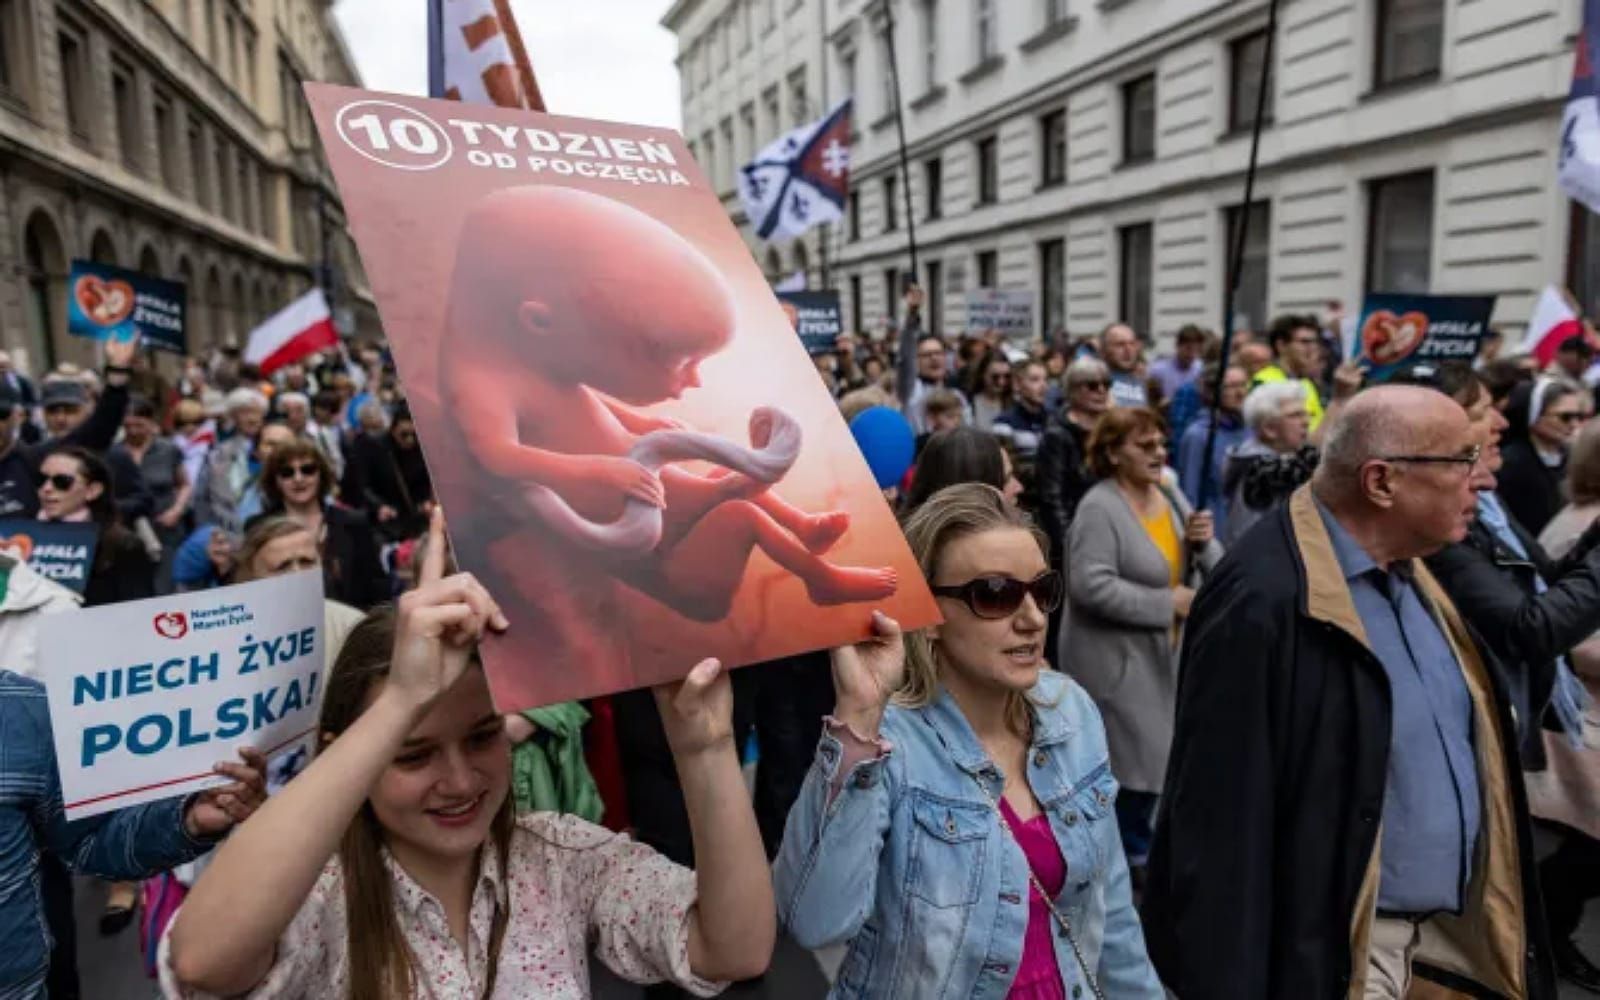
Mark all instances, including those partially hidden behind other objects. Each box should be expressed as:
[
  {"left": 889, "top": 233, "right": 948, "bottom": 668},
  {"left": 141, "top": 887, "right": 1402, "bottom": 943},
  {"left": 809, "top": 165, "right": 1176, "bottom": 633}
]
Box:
[
  {"left": 0, "top": 671, "right": 215, "bottom": 999},
  {"left": 775, "top": 670, "right": 1163, "bottom": 999}
]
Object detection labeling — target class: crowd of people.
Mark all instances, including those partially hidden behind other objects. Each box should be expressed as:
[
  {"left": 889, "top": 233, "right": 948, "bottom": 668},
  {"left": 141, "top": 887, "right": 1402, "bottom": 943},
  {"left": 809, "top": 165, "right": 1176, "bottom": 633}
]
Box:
[{"left": 4, "top": 282, "right": 1600, "bottom": 1000}]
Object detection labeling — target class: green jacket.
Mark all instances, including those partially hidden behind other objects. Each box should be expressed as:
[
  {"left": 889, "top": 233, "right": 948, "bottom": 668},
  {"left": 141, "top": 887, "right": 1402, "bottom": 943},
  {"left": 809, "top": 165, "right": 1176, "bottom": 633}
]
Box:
[{"left": 510, "top": 701, "right": 604, "bottom": 823}]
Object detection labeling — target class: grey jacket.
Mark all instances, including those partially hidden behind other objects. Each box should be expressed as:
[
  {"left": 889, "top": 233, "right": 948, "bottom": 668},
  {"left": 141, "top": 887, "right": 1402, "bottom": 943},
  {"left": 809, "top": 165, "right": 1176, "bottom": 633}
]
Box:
[{"left": 1061, "top": 478, "right": 1223, "bottom": 792}]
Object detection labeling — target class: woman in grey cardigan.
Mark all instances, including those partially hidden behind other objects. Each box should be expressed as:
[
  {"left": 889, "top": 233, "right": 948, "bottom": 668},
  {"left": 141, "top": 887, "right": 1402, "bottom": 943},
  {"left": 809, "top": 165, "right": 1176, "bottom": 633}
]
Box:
[{"left": 1063, "top": 406, "right": 1222, "bottom": 872}]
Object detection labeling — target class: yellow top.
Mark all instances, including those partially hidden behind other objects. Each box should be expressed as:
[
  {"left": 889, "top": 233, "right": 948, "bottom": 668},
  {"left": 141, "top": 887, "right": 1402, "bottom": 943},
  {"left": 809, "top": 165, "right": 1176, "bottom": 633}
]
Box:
[{"left": 1140, "top": 501, "right": 1182, "bottom": 587}]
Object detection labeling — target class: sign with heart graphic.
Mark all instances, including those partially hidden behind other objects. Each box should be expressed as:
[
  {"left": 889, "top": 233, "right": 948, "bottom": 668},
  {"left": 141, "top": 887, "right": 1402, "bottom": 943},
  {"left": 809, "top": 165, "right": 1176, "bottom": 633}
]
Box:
[
  {"left": 0, "top": 519, "right": 97, "bottom": 594},
  {"left": 65, "top": 260, "right": 188, "bottom": 354},
  {"left": 1353, "top": 293, "right": 1497, "bottom": 382},
  {"left": 776, "top": 290, "right": 842, "bottom": 356}
]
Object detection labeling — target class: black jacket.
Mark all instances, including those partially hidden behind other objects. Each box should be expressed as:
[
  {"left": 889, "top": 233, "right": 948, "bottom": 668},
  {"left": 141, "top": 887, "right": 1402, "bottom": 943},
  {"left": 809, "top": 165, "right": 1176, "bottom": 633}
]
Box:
[
  {"left": 0, "top": 381, "right": 134, "bottom": 519},
  {"left": 1144, "top": 487, "right": 1556, "bottom": 1000},
  {"left": 83, "top": 526, "right": 156, "bottom": 608},
  {"left": 1497, "top": 436, "right": 1566, "bottom": 538},
  {"left": 255, "top": 503, "right": 387, "bottom": 610},
  {"left": 1424, "top": 511, "right": 1600, "bottom": 771},
  {"left": 1034, "top": 411, "right": 1095, "bottom": 564}
]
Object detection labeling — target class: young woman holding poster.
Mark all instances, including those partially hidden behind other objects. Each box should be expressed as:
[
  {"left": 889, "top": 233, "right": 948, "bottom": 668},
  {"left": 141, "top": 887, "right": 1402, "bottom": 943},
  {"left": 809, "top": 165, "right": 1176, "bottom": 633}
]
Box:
[
  {"left": 159, "top": 513, "right": 775, "bottom": 999},
  {"left": 774, "top": 483, "right": 1163, "bottom": 1000}
]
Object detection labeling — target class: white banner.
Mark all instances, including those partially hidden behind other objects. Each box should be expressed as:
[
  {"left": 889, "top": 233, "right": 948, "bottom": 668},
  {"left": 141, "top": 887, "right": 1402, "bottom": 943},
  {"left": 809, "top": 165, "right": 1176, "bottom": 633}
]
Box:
[{"left": 43, "top": 571, "right": 326, "bottom": 819}]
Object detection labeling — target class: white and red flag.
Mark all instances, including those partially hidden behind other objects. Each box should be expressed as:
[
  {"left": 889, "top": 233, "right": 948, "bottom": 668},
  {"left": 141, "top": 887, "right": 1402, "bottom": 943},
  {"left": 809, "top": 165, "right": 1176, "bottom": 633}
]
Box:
[
  {"left": 428, "top": 0, "right": 544, "bottom": 110},
  {"left": 245, "top": 289, "right": 339, "bottom": 376},
  {"left": 1521, "top": 285, "right": 1586, "bottom": 366},
  {"left": 738, "top": 98, "right": 852, "bottom": 242}
]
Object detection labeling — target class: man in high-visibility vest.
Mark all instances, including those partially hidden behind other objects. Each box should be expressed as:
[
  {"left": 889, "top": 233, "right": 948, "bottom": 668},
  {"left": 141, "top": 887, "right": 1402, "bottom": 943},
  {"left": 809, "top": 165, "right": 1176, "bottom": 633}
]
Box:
[{"left": 1251, "top": 314, "right": 1327, "bottom": 431}]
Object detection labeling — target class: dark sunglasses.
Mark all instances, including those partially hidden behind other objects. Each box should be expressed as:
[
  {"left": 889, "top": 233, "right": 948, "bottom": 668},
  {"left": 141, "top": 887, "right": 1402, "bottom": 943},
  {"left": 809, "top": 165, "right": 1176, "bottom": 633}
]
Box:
[
  {"left": 1073, "top": 379, "right": 1110, "bottom": 391},
  {"left": 276, "top": 462, "right": 320, "bottom": 480},
  {"left": 931, "top": 571, "right": 1064, "bottom": 619},
  {"left": 1550, "top": 411, "right": 1587, "bottom": 425},
  {"left": 43, "top": 473, "right": 78, "bottom": 491}
]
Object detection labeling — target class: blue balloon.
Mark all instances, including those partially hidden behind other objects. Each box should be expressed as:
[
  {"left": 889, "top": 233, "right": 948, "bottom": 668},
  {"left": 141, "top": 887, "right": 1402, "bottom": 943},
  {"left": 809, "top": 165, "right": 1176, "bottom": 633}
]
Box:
[{"left": 850, "top": 405, "right": 916, "bottom": 489}]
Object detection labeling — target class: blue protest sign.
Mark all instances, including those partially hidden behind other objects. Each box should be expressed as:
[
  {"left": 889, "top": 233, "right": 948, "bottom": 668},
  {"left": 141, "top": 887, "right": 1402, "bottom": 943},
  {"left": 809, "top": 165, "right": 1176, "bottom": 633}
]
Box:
[
  {"left": 0, "top": 519, "right": 98, "bottom": 594},
  {"left": 777, "top": 290, "right": 843, "bottom": 355},
  {"left": 66, "top": 259, "right": 188, "bottom": 354},
  {"left": 1353, "top": 293, "right": 1497, "bottom": 382}
]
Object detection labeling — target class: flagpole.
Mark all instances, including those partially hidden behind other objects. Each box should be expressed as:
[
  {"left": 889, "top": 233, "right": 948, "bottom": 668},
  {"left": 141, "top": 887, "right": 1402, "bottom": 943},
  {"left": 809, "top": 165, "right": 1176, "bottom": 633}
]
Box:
[
  {"left": 1195, "top": 0, "right": 1281, "bottom": 537},
  {"left": 426, "top": 0, "right": 444, "bottom": 99},
  {"left": 494, "top": 0, "right": 546, "bottom": 110},
  {"left": 882, "top": 0, "right": 921, "bottom": 407},
  {"left": 818, "top": 0, "right": 833, "bottom": 290}
]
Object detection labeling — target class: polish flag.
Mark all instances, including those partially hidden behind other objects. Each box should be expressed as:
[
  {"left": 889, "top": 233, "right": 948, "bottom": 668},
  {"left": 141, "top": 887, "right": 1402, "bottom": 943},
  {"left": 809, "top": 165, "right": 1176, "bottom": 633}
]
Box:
[
  {"left": 245, "top": 289, "right": 339, "bottom": 376},
  {"left": 1521, "top": 285, "right": 1585, "bottom": 367}
]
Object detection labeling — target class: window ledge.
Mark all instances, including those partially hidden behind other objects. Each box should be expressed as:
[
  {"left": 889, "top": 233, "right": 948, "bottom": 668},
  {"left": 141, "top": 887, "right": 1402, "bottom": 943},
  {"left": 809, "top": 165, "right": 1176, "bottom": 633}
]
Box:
[
  {"left": 869, "top": 111, "right": 896, "bottom": 133},
  {"left": 910, "top": 85, "right": 947, "bottom": 112},
  {"left": 1036, "top": 177, "right": 1067, "bottom": 193},
  {"left": 1219, "top": 118, "right": 1274, "bottom": 141},
  {"left": 972, "top": 197, "right": 999, "bottom": 210},
  {"left": 1097, "top": 0, "right": 1136, "bottom": 11},
  {"left": 0, "top": 89, "right": 34, "bottom": 118},
  {"left": 1359, "top": 71, "right": 1441, "bottom": 102},
  {"left": 959, "top": 54, "right": 1005, "bottom": 87},
  {"left": 1021, "top": 16, "right": 1080, "bottom": 54},
  {"left": 1116, "top": 153, "right": 1155, "bottom": 171}
]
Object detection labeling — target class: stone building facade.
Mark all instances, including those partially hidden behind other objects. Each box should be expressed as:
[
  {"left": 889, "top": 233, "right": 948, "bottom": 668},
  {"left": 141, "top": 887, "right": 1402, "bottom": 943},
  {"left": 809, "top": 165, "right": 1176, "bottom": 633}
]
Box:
[
  {"left": 668, "top": 0, "right": 1591, "bottom": 348},
  {"left": 0, "top": 0, "right": 376, "bottom": 377}
]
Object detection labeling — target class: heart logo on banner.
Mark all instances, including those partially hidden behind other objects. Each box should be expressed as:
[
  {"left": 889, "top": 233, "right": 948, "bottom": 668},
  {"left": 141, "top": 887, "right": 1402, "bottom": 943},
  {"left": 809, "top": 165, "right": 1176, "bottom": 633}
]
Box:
[
  {"left": 73, "top": 275, "right": 136, "bottom": 327},
  {"left": 152, "top": 611, "right": 189, "bottom": 640},
  {"left": 1361, "top": 309, "right": 1430, "bottom": 367},
  {"left": 0, "top": 534, "right": 34, "bottom": 563}
]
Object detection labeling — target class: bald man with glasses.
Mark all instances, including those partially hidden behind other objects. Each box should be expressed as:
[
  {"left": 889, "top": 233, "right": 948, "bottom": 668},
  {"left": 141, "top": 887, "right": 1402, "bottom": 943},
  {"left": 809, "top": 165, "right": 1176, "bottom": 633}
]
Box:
[{"left": 1144, "top": 386, "right": 1558, "bottom": 1000}]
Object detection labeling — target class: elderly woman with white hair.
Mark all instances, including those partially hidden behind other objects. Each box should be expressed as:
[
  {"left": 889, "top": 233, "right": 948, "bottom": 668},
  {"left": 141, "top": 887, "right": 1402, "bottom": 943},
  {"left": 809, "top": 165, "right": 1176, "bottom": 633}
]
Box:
[
  {"left": 192, "top": 387, "right": 271, "bottom": 536},
  {"left": 1222, "top": 379, "right": 1316, "bottom": 546}
]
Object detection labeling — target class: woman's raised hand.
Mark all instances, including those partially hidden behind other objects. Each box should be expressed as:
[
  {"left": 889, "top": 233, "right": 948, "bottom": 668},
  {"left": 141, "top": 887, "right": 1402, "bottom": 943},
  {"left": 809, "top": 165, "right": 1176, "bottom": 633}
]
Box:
[
  {"left": 830, "top": 611, "right": 904, "bottom": 739},
  {"left": 388, "top": 510, "right": 508, "bottom": 714}
]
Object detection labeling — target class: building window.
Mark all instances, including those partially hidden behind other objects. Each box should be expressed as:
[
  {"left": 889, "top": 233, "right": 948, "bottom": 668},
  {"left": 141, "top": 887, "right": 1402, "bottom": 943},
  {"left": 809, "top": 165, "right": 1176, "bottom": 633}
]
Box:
[
  {"left": 849, "top": 274, "right": 864, "bottom": 331},
  {"left": 205, "top": 0, "right": 217, "bottom": 60},
  {"left": 925, "top": 157, "right": 942, "bottom": 219},
  {"left": 761, "top": 85, "right": 780, "bottom": 137},
  {"left": 883, "top": 174, "right": 898, "bottom": 232},
  {"left": 1224, "top": 202, "right": 1271, "bottom": 331},
  {"left": 787, "top": 68, "right": 807, "bottom": 125},
  {"left": 224, "top": 12, "right": 238, "bottom": 83},
  {"left": 976, "top": 249, "right": 998, "bottom": 289},
  {"left": 741, "top": 0, "right": 753, "bottom": 49},
  {"left": 702, "top": 130, "right": 716, "bottom": 188},
  {"left": 1040, "top": 239, "right": 1065, "bottom": 337},
  {"left": 242, "top": 25, "right": 257, "bottom": 100},
  {"left": 153, "top": 92, "right": 178, "bottom": 189},
  {"left": 238, "top": 157, "right": 253, "bottom": 232},
  {"left": 1375, "top": 0, "right": 1443, "bottom": 89},
  {"left": 1044, "top": 0, "right": 1069, "bottom": 27},
  {"left": 57, "top": 22, "right": 90, "bottom": 140},
  {"left": 763, "top": 0, "right": 776, "bottom": 32},
  {"left": 188, "top": 116, "right": 209, "bottom": 207},
  {"left": 216, "top": 141, "right": 233, "bottom": 221},
  {"left": 1039, "top": 109, "right": 1066, "bottom": 187},
  {"left": 111, "top": 61, "right": 141, "bottom": 171},
  {"left": 975, "top": 0, "right": 997, "bottom": 61},
  {"left": 920, "top": 0, "right": 938, "bottom": 90},
  {"left": 926, "top": 259, "right": 944, "bottom": 337},
  {"left": 1228, "top": 29, "right": 1274, "bottom": 133},
  {"left": 975, "top": 134, "right": 998, "bottom": 205},
  {"left": 848, "top": 188, "right": 861, "bottom": 241},
  {"left": 739, "top": 103, "right": 757, "bottom": 160},
  {"left": 885, "top": 267, "right": 900, "bottom": 322},
  {"left": 720, "top": 117, "right": 734, "bottom": 188},
  {"left": 839, "top": 49, "right": 857, "bottom": 101},
  {"left": 260, "top": 170, "right": 277, "bottom": 239},
  {"left": 879, "top": 30, "right": 896, "bottom": 117},
  {"left": 1367, "top": 170, "right": 1434, "bottom": 293},
  {"left": 0, "top": 0, "right": 34, "bottom": 103},
  {"left": 1119, "top": 222, "right": 1153, "bottom": 336},
  {"left": 1122, "top": 73, "right": 1156, "bottom": 164}
]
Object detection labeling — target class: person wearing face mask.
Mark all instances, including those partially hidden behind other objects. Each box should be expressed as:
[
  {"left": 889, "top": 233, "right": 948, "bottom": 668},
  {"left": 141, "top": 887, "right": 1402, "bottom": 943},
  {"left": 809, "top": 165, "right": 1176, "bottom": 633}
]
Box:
[
  {"left": 1412, "top": 363, "right": 1600, "bottom": 993},
  {"left": 258, "top": 439, "right": 386, "bottom": 610},
  {"left": 161, "top": 514, "right": 776, "bottom": 999},
  {"left": 1500, "top": 378, "right": 1585, "bottom": 537},
  {"left": 1064, "top": 407, "right": 1221, "bottom": 874},
  {"left": 775, "top": 483, "right": 1164, "bottom": 999}
]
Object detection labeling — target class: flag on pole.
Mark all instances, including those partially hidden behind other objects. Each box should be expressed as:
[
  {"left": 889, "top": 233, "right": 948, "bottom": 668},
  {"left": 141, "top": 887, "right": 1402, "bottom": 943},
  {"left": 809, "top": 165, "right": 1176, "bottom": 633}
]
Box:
[
  {"left": 737, "top": 98, "right": 852, "bottom": 242},
  {"left": 1560, "top": 0, "right": 1600, "bottom": 213},
  {"left": 1521, "top": 285, "right": 1585, "bottom": 366},
  {"left": 246, "top": 289, "right": 339, "bottom": 376},
  {"left": 428, "top": 0, "right": 545, "bottom": 110}
]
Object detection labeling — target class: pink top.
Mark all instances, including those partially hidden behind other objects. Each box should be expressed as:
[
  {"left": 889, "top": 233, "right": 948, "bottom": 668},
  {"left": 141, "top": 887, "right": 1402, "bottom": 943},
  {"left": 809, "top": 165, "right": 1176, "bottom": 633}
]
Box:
[
  {"left": 157, "top": 813, "right": 722, "bottom": 999},
  {"left": 1000, "top": 798, "right": 1068, "bottom": 1000}
]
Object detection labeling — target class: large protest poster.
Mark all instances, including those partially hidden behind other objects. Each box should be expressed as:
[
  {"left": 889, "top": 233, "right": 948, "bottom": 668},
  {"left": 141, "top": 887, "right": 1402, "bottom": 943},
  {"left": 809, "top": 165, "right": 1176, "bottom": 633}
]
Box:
[
  {"left": 43, "top": 572, "right": 324, "bottom": 819},
  {"left": 305, "top": 85, "right": 938, "bottom": 711},
  {"left": 776, "top": 290, "right": 843, "bottom": 355},
  {"left": 66, "top": 260, "right": 188, "bottom": 354},
  {"left": 966, "top": 288, "right": 1035, "bottom": 343},
  {"left": 1353, "top": 293, "right": 1496, "bottom": 381},
  {"left": 0, "top": 519, "right": 97, "bottom": 594}
]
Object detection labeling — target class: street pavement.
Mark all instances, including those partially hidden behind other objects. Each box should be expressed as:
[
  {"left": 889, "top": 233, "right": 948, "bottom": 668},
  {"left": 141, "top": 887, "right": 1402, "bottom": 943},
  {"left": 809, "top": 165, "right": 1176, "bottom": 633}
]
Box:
[{"left": 70, "top": 874, "right": 1599, "bottom": 998}]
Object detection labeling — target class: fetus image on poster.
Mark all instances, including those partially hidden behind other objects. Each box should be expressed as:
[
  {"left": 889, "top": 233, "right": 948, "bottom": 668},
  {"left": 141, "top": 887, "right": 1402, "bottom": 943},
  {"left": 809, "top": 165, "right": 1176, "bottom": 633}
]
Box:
[{"left": 435, "top": 186, "right": 897, "bottom": 680}]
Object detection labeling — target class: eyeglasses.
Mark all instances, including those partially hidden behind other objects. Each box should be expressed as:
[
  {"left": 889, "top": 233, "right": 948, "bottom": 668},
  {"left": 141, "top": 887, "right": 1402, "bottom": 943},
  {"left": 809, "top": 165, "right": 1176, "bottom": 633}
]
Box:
[
  {"left": 931, "top": 571, "right": 1064, "bottom": 619},
  {"left": 1376, "top": 444, "right": 1481, "bottom": 472},
  {"left": 1073, "top": 380, "right": 1111, "bottom": 391},
  {"left": 276, "top": 462, "right": 320, "bottom": 480},
  {"left": 1549, "top": 411, "right": 1586, "bottom": 425},
  {"left": 43, "top": 473, "right": 78, "bottom": 491},
  {"left": 1130, "top": 438, "right": 1168, "bottom": 454}
]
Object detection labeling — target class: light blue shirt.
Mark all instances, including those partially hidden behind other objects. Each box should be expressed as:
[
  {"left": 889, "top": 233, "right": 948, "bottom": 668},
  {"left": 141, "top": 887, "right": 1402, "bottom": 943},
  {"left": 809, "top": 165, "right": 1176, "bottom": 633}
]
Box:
[{"left": 1316, "top": 501, "right": 1480, "bottom": 914}]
